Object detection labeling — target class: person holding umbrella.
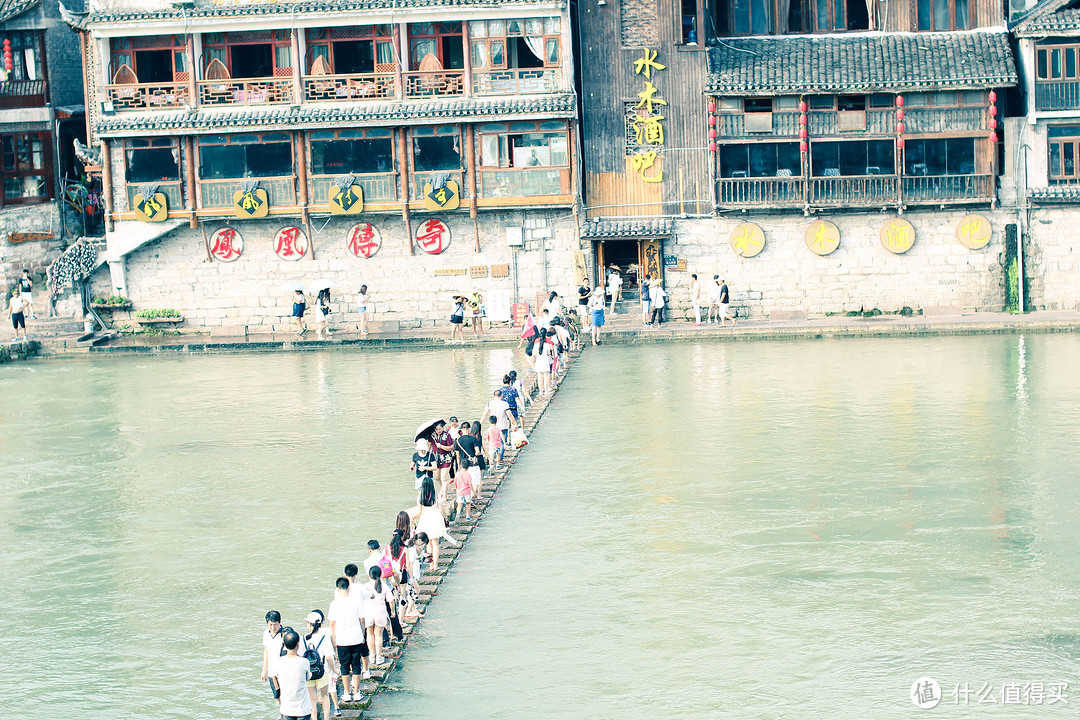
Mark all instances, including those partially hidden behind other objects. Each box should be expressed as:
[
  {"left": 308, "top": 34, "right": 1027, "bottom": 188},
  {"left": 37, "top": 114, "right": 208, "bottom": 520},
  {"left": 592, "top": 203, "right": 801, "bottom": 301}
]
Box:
[{"left": 289, "top": 284, "right": 307, "bottom": 337}]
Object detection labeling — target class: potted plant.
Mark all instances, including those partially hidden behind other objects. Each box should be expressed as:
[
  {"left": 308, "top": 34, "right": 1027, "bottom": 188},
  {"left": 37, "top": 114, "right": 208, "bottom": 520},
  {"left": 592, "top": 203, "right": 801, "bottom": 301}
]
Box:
[
  {"left": 91, "top": 295, "right": 132, "bottom": 310},
  {"left": 134, "top": 308, "right": 184, "bottom": 324}
]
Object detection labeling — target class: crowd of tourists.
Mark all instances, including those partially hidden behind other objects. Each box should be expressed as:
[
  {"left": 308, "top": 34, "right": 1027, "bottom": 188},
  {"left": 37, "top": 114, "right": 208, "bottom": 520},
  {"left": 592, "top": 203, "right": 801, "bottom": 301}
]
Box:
[{"left": 256, "top": 345, "right": 584, "bottom": 720}]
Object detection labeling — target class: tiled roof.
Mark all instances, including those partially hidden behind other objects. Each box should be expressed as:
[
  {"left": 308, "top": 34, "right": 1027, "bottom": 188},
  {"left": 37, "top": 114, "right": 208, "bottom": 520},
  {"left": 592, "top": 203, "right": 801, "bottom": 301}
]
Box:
[
  {"left": 1012, "top": 0, "right": 1074, "bottom": 35},
  {"left": 706, "top": 30, "right": 1017, "bottom": 95},
  {"left": 94, "top": 94, "right": 576, "bottom": 137},
  {"left": 1016, "top": 7, "right": 1080, "bottom": 35},
  {"left": 1028, "top": 186, "right": 1080, "bottom": 202},
  {"left": 581, "top": 219, "right": 673, "bottom": 239},
  {"left": 0, "top": 0, "right": 41, "bottom": 23},
  {"left": 81, "top": 0, "right": 559, "bottom": 26}
]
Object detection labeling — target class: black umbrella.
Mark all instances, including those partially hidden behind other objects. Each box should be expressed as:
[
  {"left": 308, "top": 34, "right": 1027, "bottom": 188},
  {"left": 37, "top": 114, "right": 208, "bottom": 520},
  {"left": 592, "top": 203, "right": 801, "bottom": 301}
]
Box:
[{"left": 414, "top": 418, "right": 445, "bottom": 442}]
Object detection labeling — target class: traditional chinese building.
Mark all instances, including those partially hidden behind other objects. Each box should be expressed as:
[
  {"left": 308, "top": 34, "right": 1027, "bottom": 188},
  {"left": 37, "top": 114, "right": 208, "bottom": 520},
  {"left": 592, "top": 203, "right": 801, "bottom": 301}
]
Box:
[
  {"left": 576, "top": 1, "right": 1080, "bottom": 317},
  {"left": 62, "top": 0, "right": 580, "bottom": 329},
  {"left": 0, "top": 0, "right": 86, "bottom": 291}
]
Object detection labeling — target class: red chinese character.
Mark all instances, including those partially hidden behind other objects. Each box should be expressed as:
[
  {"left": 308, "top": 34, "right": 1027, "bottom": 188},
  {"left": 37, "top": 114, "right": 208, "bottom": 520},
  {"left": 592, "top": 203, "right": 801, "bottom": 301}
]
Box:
[
  {"left": 275, "top": 226, "right": 306, "bottom": 259},
  {"left": 210, "top": 228, "right": 242, "bottom": 262},
  {"left": 348, "top": 223, "right": 380, "bottom": 258},
  {"left": 416, "top": 219, "right": 449, "bottom": 254}
]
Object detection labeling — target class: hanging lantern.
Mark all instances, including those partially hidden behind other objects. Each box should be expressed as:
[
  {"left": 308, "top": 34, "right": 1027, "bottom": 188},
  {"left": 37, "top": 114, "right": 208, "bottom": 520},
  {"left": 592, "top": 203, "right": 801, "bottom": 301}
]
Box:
[
  {"left": 989, "top": 118, "right": 998, "bottom": 130},
  {"left": 708, "top": 115, "right": 716, "bottom": 126},
  {"left": 989, "top": 105, "right": 998, "bottom": 117},
  {"left": 798, "top": 100, "right": 807, "bottom": 113},
  {"left": 897, "top": 108, "right": 905, "bottom": 121},
  {"left": 798, "top": 127, "right": 807, "bottom": 139},
  {"left": 896, "top": 95, "right": 904, "bottom": 108},
  {"left": 800, "top": 141, "right": 808, "bottom": 153},
  {"left": 989, "top": 90, "right": 997, "bottom": 103},
  {"left": 896, "top": 138, "right": 905, "bottom": 149},
  {"left": 989, "top": 131, "right": 998, "bottom": 143},
  {"left": 708, "top": 101, "right": 716, "bottom": 113},
  {"left": 709, "top": 141, "right": 717, "bottom": 153},
  {"left": 896, "top": 122, "right": 905, "bottom": 134},
  {"left": 708, "top": 128, "right": 717, "bottom": 139},
  {"left": 798, "top": 115, "right": 807, "bottom": 125}
]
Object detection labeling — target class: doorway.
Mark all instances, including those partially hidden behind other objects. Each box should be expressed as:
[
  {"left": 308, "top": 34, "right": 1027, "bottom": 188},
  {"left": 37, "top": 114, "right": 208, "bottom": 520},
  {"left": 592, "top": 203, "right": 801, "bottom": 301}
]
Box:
[{"left": 594, "top": 238, "right": 664, "bottom": 302}]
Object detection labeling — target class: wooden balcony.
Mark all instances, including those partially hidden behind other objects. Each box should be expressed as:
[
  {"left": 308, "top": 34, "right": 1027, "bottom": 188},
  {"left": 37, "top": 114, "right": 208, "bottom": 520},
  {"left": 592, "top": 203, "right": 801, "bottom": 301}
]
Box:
[
  {"left": 903, "top": 174, "right": 995, "bottom": 204},
  {"left": 403, "top": 70, "right": 465, "bottom": 98},
  {"left": 310, "top": 174, "right": 397, "bottom": 204},
  {"left": 810, "top": 175, "right": 898, "bottom": 207},
  {"left": 197, "top": 77, "right": 294, "bottom": 106},
  {"left": 1035, "top": 80, "right": 1080, "bottom": 111},
  {"left": 480, "top": 168, "right": 570, "bottom": 198},
  {"left": 198, "top": 176, "right": 295, "bottom": 208},
  {"left": 411, "top": 171, "right": 465, "bottom": 200},
  {"left": 904, "top": 106, "right": 987, "bottom": 134},
  {"left": 0, "top": 79, "right": 47, "bottom": 109},
  {"left": 303, "top": 73, "right": 396, "bottom": 103},
  {"left": 106, "top": 82, "right": 190, "bottom": 111},
  {"left": 716, "top": 177, "right": 804, "bottom": 208},
  {"left": 472, "top": 68, "right": 561, "bottom": 96},
  {"left": 809, "top": 109, "right": 895, "bottom": 135},
  {"left": 717, "top": 112, "right": 801, "bottom": 138}
]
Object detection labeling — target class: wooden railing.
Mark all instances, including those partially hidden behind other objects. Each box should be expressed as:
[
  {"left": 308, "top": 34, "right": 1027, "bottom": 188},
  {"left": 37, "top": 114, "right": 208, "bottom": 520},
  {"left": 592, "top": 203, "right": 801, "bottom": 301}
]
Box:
[
  {"left": 716, "top": 112, "right": 801, "bottom": 137},
  {"left": 480, "top": 168, "right": 569, "bottom": 197},
  {"left": 472, "top": 68, "right": 561, "bottom": 96},
  {"left": 1035, "top": 80, "right": 1080, "bottom": 111},
  {"left": 904, "top": 106, "right": 987, "bottom": 134},
  {"left": 411, "top": 171, "right": 465, "bottom": 200},
  {"left": 106, "top": 83, "right": 190, "bottom": 111},
  {"left": 197, "top": 177, "right": 295, "bottom": 208},
  {"left": 197, "top": 77, "right": 294, "bottom": 106},
  {"left": 303, "top": 73, "right": 396, "bottom": 102},
  {"left": 716, "top": 177, "right": 804, "bottom": 207},
  {"left": 809, "top": 109, "right": 895, "bottom": 135},
  {"left": 310, "top": 174, "right": 398, "bottom": 204},
  {"left": 810, "top": 175, "right": 898, "bottom": 206},
  {"left": 903, "top": 174, "right": 994, "bottom": 204},
  {"left": 126, "top": 183, "right": 183, "bottom": 212},
  {"left": 403, "top": 70, "right": 465, "bottom": 98},
  {"left": 0, "top": 79, "right": 47, "bottom": 108}
]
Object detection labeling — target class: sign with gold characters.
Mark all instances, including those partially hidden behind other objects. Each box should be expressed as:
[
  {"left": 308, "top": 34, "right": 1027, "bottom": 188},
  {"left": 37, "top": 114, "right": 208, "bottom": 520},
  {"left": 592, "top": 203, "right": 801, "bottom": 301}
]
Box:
[
  {"left": 133, "top": 191, "right": 168, "bottom": 222},
  {"left": 956, "top": 214, "right": 991, "bottom": 249},
  {"left": 805, "top": 220, "right": 840, "bottom": 256},
  {"left": 329, "top": 183, "right": 364, "bottom": 215},
  {"left": 424, "top": 180, "right": 460, "bottom": 211},
  {"left": 880, "top": 218, "right": 915, "bottom": 254},
  {"left": 233, "top": 188, "right": 269, "bottom": 219},
  {"left": 730, "top": 222, "right": 765, "bottom": 258}
]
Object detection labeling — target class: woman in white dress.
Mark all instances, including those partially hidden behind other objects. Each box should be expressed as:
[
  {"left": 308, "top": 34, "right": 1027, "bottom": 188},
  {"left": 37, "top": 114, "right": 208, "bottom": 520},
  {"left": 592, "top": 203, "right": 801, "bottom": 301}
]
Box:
[
  {"left": 356, "top": 284, "right": 370, "bottom": 336},
  {"left": 414, "top": 476, "right": 460, "bottom": 572}
]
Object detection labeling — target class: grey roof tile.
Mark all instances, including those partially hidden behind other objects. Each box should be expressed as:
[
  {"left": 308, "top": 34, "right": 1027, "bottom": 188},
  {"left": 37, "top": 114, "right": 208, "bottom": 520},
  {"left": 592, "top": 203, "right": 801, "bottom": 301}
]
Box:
[
  {"left": 706, "top": 30, "right": 1017, "bottom": 95},
  {"left": 581, "top": 219, "right": 673, "bottom": 239},
  {"left": 1016, "top": 7, "right": 1080, "bottom": 35},
  {"left": 1028, "top": 186, "right": 1080, "bottom": 202}
]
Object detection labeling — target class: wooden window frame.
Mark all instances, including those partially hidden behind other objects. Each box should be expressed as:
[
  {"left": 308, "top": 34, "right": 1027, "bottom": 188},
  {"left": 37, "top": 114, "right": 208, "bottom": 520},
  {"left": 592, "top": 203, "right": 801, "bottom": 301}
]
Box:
[
  {"left": 916, "top": 0, "right": 972, "bottom": 32},
  {"left": 304, "top": 25, "right": 396, "bottom": 74},
  {"left": 407, "top": 22, "right": 463, "bottom": 71},
  {"left": 468, "top": 19, "right": 561, "bottom": 70},
  {"left": 1037, "top": 43, "right": 1080, "bottom": 81},
  {"left": 1049, "top": 131, "right": 1080, "bottom": 185},
  {"left": 110, "top": 35, "right": 188, "bottom": 83},
  {"left": 202, "top": 31, "right": 293, "bottom": 78},
  {"left": 1, "top": 132, "right": 53, "bottom": 206}
]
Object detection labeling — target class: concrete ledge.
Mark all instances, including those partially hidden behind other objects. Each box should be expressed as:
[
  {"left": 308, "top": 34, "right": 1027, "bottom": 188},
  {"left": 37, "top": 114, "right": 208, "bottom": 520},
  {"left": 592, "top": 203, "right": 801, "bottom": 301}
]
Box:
[
  {"left": 922, "top": 305, "right": 964, "bottom": 316},
  {"left": 770, "top": 310, "right": 808, "bottom": 321},
  {"left": 210, "top": 325, "right": 247, "bottom": 337}
]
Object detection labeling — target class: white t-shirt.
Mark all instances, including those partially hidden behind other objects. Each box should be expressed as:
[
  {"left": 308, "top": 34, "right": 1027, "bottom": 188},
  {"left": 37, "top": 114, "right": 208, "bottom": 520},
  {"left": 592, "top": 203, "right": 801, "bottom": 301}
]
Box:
[
  {"left": 538, "top": 312, "right": 552, "bottom": 330},
  {"left": 271, "top": 654, "right": 312, "bottom": 717},
  {"left": 363, "top": 551, "right": 385, "bottom": 578},
  {"left": 302, "top": 630, "right": 334, "bottom": 674},
  {"left": 262, "top": 628, "right": 284, "bottom": 674},
  {"left": 329, "top": 593, "right": 365, "bottom": 646},
  {"left": 363, "top": 581, "right": 392, "bottom": 623},
  {"left": 652, "top": 286, "right": 666, "bottom": 309},
  {"left": 691, "top": 281, "right": 701, "bottom": 301},
  {"left": 588, "top": 293, "right": 604, "bottom": 311},
  {"left": 554, "top": 325, "right": 571, "bottom": 349},
  {"left": 485, "top": 398, "right": 512, "bottom": 430},
  {"left": 607, "top": 274, "right": 622, "bottom": 293},
  {"left": 357, "top": 292, "right": 368, "bottom": 311},
  {"left": 541, "top": 298, "right": 561, "bottom": 317},
  {"left": 709, "top": 281, "right": 721, "bottom": 302}
]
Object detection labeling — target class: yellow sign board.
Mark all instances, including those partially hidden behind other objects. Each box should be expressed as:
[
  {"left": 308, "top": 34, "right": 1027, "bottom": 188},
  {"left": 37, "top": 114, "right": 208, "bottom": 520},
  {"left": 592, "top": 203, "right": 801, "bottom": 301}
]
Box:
[
  {"left": 730, "top": 222, "right": 765, "bottom": 258},
  {"left": 433, "top": 268, "right": 467, "bottom": 276},
  {"left": 805, "top": 220, "right": 840, "bottom": 256},
  {"left": 423, "top": 180, "right": 460, "bottom": 211},
  {"left": 233, "top": 188, "right": 269, "bottom": 219},
  {"left": 572, "top": 251, "right": 588, "bottom": 286},
  {"left": 133, "top": 192, "right": 168, "bottom": 222},
  {"left": 880, "top": 218, "right": 915, "bottom": 254},
  {"left": 328, "top": 184, "right": 364, "bottom": 215},
  {"left": 956, "top": 214, "right": 991, "bottom": 249}
]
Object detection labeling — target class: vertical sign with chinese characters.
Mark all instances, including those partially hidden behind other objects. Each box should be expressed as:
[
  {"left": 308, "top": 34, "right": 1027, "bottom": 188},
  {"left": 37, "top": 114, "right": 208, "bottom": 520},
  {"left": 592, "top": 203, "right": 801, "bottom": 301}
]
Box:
[{"left": 630, "top": 48, "right": 667, "bottom": 184}]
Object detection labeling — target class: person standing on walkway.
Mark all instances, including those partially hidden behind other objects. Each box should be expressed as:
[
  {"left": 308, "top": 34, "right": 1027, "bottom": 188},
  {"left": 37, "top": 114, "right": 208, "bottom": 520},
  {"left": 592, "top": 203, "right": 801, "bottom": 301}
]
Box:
[
  {"left": 261, "top": 610, "right": 284, "bottom": 709},
  {"left": 430, "top": 421, "right": 455, "bottom": 505},
  {"left": 302, "top": 611, "right": 337, "bottom": 720},
  {"left": 707, "top": 275, "right": 722, "bottom": 324},
  {"left": 484, "top": 389, "right": 518, "bottom": 447},
  {"left": 650, "top": 278, "right": 667, "bottom": 327},
  {"left": 640, "top": 274, "right": 651, "bottom": 326},
  {"left": 291, "top": 288, "right": 307, "bottom": 337},
  {"left": 588, "top": 287, "right": 605, "bottom": 345},
  {"left": 719, "top": 279, "right": 737, "bottom": 327},
  {"left": 468, "top": 290, "right": 485, "bottom": 338},
  {"left": 315, "top": 288, "right": 332, "bottom": 340},
  {"left": 508, "top": 370, "right": 529, "bottom": 411},
  {"left": 542, "top": 291, "right": 562, "bottom": 318},
  {"left": 690, "top": 274, "right": 702, "bottom": 326},
  {"left": 415, "top": 476, "right": 460, "bottom": 576},
  {"left": 499, "top": 374, "right": 521, "bottom": 422},
  {"left": 533, "top": 329, "right": 554, "bottom": 394},
  {"left": 356, "top": 285, "right": 370, "bottom": 336},
  {"left": 6, "top": 287, "right": 30, "bottom": 342},
  {"left": 607, "top": 267, "right": 622, "bottom": 314},
  {"left": 486, "top": 415, "right": 504, "bottom": 469},
  {"left": 449, "top": 295, "right": 466, "bottom": 344},
  {"left": 577, "top": 283, "right": 591, "bottom": 330},
  {"left": 411, "top": 439, "right": 437, "bottom": 497},
  {"left": 269, "top": 629, "right": 313, "bottom": 720},
  {"left": 18, "top": 270, "right": 36, "bottom": 319}
]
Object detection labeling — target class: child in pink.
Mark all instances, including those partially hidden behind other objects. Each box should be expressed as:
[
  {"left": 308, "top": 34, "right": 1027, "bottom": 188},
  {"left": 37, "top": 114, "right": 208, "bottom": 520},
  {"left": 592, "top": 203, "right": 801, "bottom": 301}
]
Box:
[{"left": 486, "top": 414, "right": 504, "bottom": 470}]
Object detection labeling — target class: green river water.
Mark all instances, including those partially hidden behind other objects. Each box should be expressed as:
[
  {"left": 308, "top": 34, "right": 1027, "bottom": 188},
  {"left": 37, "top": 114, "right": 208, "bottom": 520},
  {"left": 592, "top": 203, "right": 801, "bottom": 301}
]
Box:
[{"left": 2, "top": 335, "right": 1079, "bottom": 719}]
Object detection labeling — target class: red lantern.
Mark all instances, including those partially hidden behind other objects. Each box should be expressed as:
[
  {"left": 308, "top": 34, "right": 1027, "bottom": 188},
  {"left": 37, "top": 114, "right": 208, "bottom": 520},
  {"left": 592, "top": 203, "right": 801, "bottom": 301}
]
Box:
[
  {"left": 896, "top": 122, "right": 905, "bottom": 134},
  {"left": 708, "top": 101, "right": 716, "bottom": 113},
  {"left": 798, "top": 101, "right": 807, "bottom": 113},
  {"left": 989, "top": 118, "right": 998, "bottom": 130},
  {"left": 896, "top": 138, "right": 905, "bottom": 149},
  {"left": 798, "top": 127, "right": 807, "bottom": 139},
  {"left": 800, "top": 141, "right": 808, "bottom": 153},
  {"left": 989, "top": 105, "right": 998, "bottom": 117},
  {"left": 709, "top": 141, "right": 717, "bottom": 152},
  {"left": 798, "top": 115, "right": 807, "bottom": 125},
  {"left": 989, "top": 131, "right": 998, "bottom": 143},
  {"left": 989, "top": 90, "right": 997, "bottom": 103},
  {"left": 896, "top": 96, "right": 904, "bottom": 107},
  {"left": 708, "top": 128, "right": 717, "bottom": 139},
  {"left": 708, "top": 115, "right": 716, "bottom": 126},
  {"left": 897, "top": 108, "right": 905, "bottom": 121}
]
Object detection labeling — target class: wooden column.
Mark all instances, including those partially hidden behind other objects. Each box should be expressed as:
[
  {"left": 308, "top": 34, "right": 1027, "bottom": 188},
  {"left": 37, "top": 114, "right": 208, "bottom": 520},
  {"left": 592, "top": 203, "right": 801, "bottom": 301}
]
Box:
[
  {"left": 186, "top": 34, "right": 198, "bottom": 107},
  {"left": 465, "top": 124, "right": 480, "bottom": 252},
  {"left": 100, "top": 140, "right": 114, "bottom": 232},
  {"left": 295, "top": 131, "right": 309, "bottom": 221},
  {"left": 395, "top": 24, "right": 407, "bottom": 101},
  {"left": 461, "top": 21, "right": 471, "bottom": 98},
  {"left": 184, "top": 137, "right": 197, "bottom": 227},
  {"left": 398, "top": 128, "right": 414, "bottom": 255},
  {"left": 290, "top": 29, "right": 303, "bottom": 103}
]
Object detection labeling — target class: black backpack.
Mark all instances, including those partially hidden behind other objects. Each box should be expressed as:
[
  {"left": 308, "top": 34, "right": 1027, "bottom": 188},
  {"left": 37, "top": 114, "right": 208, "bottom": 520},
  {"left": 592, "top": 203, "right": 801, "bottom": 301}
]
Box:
[{"left": 303, "top": 635, "right": 326, "bottom": 680}]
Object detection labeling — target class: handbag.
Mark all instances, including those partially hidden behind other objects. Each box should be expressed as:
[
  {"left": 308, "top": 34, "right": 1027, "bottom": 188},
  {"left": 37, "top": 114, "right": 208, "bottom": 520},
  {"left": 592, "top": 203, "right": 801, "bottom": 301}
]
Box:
[{"left": 510, "top": 427, "right": 529, "bottom": 449}]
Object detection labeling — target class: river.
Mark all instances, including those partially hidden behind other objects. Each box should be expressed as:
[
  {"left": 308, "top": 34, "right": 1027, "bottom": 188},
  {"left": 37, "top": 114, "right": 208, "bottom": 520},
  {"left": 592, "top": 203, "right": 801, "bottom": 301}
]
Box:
[{"left": 3, "top": 336, "right": 1079, "bottom": 719}]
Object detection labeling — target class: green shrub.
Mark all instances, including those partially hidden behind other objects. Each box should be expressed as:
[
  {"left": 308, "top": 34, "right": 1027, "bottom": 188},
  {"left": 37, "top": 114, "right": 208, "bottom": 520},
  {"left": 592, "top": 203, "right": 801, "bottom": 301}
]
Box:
[{"left": 135, "top": 308, "right": 181, "bottom": 319}]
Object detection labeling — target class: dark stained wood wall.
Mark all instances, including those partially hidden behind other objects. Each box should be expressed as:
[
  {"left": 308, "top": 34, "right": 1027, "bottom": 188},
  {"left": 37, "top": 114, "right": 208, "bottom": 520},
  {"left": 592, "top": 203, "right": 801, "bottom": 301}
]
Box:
[{"left": 578, "top": 0, "right": 710, "bottom": 217}]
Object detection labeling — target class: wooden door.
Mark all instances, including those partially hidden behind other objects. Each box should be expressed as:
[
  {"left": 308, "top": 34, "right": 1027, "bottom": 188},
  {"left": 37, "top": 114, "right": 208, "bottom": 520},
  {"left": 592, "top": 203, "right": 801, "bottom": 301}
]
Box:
[{"left": 639, "top": 238, "right": 662, "bottom": 285}]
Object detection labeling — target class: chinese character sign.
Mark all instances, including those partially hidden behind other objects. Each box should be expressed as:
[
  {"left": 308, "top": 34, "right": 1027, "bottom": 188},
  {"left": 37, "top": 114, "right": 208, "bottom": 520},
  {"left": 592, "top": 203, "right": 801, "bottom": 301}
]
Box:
[
  {"left": 805, "top": 220, "right": 841, "bottom": 256},
  {"left": 880, "top": 218, "right": 915, "bottom": 254},
  {"left": 423, "top": 181, "right": 461, "bottom": 211},
  {"left": 642, "top": 240, "right": 662, "bottom": 280},
  {"left": 232, "top": 188, "right": 269, "bottom": 219},
  {"left": 329, "top": 183, "right": 364, "bottom": 215},
  {"left": 347, "top": 223, "right": 381, "bottom": 258},
  {"left": 274, "top": 226, "right": 308, "bottom": 261},
  {"left": 630, "top": 48, "right": 668, "bottom": 185},
  {"left": 209, "top": 227, "right": 244, "bottom": 262},
  {"left": 730, "top": 222, "right": 765, "bottom": 258},
  {"left": 133, "top": 192, "right": 168, "bottom": 223},
  {"left": 956, "top": 213, "right": 991, "bottom": 249},
  {"left": 415, "top": 218, "right": 451, "bottom": 255}
]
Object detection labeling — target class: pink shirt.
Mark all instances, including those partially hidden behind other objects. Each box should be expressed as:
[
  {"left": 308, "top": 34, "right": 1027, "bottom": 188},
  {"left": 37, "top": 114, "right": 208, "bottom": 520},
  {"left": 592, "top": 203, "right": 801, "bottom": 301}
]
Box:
[{"left": 486, "top": 427, "right": 503, "bottom": 448}]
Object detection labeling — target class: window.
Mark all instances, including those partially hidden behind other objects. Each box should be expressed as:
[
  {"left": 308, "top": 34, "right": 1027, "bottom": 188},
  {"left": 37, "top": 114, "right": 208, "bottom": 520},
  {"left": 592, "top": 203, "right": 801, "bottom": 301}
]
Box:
[
  {"left": 719, "top": 142, "right": 800, "bottom": 178},
  {"left": 310, "top": 129, "right": 394, "bottom": 175},
  {"left": 408, "top": 22, "right": 464, "bottom": 70},
  {"left": 729, "top": 0, "right": 773, "bottom": 34},
  {"left": 413, "top": 131, "right": 462, "bottom": 172},
  {"left": 202, "top": 31, "right": 292, "bottom": 79},
  {"left": 306, "top": 26, "right": 395, "bottom": 74},
  {"left": 125, "top": 138, "right": 180, "bottom": 183},
  {"left": 110, "top": 36, "right": 188, "bottom": 83},
  {"left": 1048, "top": 125, "right": 1080, "bottom": 184},
  {"left": 198, "top": 133, "right": 294, "bottom": 179},
  {"left": 917, "top": 0, "right": 970, "bottom": 31},
  {"left": 1, "top": 133, "right": 51, "bottom": 205},
  {"left": 811, "top": 141, "right": 894, "bottom": 176},
  {"left": 478, "top": 121, "right": 570, "bottom": 197},
  {"left": 904, "top": 138, "right": 975, "bottom": 177},
  {"left": 469, "top": 18, "right": 560, "bottom": 71},
  {"left": 4, "top": 32, "right": 44, "bottom": 83},
  {"left": 682, "top": 0, "right": 699, "bottom": 44},
  {"left": 1037, "top": 43, "right": 1080, "bottom": 81}
]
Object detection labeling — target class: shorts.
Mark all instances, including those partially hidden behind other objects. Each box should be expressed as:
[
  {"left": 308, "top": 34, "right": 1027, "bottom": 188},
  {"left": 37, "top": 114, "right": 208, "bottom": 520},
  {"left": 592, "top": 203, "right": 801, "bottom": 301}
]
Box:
[
  {"left": 282, "top": 715, "right": 311, "bottom": 720},
  {"left": 11, "top": 312, "right": 25, "bottom": 330},
  {"left": 306, "top": 675, "right": 330, "bottom": 689},
  {"left": 365, "top": 615, "right": 389, "bottom": 629},
  {"left": 450, "top": 316, "right": 464, "bottom": 325},
  {"left": 358, "top": 306, "right": 367, "bottom": 314},
  {"left": 268, "top": 677, "right": 280, "bottom": 700},
  {"left": 721, "top": 302, "right": 731, "bottom": 317},
  {"left": 292, "top": 303, "right": 306, "bottom": 318},
  {"left": 591, "top": 310, "right": 605, "bottom": 327},
  {"left": 337, "top": 644, "right": 366, "bottom": 675}
]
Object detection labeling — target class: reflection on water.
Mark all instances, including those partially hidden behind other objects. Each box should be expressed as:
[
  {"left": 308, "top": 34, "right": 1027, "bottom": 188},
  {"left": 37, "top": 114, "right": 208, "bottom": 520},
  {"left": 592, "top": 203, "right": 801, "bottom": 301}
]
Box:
[{"left": 2, "top": 336, "right": 1079, "bottom": 720}]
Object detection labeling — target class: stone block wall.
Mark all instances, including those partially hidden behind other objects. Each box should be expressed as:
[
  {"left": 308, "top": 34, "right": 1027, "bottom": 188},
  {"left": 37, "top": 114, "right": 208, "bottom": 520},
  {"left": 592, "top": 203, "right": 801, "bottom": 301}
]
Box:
[
  {"left": 0, "top": 202, "right": 64, "bottom": 292},
  {"left": 658, "top": 209, "right": 1011, "bottom": 318},
  {"left": 90, "top": 210, "right": 586, "bottom": 331},
  {"left": 1024, "top": 208, "right": 1080, "bottom": 312}
]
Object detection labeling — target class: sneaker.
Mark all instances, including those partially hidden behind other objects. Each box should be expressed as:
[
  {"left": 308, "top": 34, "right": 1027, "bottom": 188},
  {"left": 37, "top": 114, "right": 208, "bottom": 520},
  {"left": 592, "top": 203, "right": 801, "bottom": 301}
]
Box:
[
  {"left": 375, "top": 656, "right": 385, "bottom": 665},
  {"left": 362, "top": 670, "right": 372, "bottom": 680},
  {"left": 334, "top": 709, "right": 342, "bottom": 717},
  {"left": 342, "top": 692, "right": 352, "bottom": 702},
  {"left": 694, "top": 323, "right": 701, "bottom": 327}
]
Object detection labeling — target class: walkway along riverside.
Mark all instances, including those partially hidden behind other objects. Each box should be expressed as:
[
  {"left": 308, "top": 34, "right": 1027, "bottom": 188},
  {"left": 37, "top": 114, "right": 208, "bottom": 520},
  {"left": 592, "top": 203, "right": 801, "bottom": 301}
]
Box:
[{"left": 333, "top": 337, "right": 585, "bottom": 720}]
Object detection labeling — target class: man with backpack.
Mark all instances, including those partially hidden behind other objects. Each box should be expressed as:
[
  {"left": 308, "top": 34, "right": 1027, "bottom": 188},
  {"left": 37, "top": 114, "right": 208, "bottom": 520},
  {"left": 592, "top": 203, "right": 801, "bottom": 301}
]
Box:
[{"left": 270, "top": 629, "right": 313, "bottom": 720}]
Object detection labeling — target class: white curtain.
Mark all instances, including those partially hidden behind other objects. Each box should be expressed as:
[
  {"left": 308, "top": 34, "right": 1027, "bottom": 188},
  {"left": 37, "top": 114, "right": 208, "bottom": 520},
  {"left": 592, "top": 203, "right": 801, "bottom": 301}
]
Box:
[
  {"left": 523, "top": 36, "right": 544, "bottom": 64},
  {"left": 473, "top": 41, "right": 489, "bottom": 70}
]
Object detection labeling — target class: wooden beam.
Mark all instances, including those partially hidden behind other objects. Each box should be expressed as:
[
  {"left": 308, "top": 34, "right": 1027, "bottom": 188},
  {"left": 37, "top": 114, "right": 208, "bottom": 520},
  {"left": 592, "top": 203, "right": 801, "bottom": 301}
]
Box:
[
  {"left": 184, "top": 137, "right": 197, "bottom": 228},
  {"left": 394, "top": 23, "right": 406, "bottom": 101},
  {"left": 461, "top": 20, "right": 472, "bottom": 99},
  {"left": 465, "top": 124, "right": 480, "bottom": 252},
  {"left": 100, "top": 140, "right": 114, "bottom": 232},
  {"left": 186, "top": 34, "right": 197, "bottom": 107},
  {"left": 398, "top": 128, "right": 414, "bottom": 255}
]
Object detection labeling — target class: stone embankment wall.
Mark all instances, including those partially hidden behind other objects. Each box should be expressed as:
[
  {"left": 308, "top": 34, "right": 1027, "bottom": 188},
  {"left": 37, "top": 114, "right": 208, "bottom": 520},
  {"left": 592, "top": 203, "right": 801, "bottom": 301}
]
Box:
[
  {"left": 1024, "top": 208, "right": 1080, "bottom": 312},
  {"left": 0, "top": 204, "right": 64, "bottom": 292}
]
